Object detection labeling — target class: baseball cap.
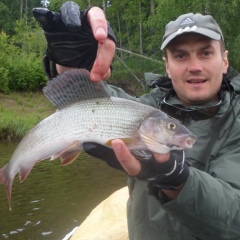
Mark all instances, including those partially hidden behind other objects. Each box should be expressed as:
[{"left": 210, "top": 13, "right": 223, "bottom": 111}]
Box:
[{"left": 161, "top": 13, "right": 224, "bottom": 50}]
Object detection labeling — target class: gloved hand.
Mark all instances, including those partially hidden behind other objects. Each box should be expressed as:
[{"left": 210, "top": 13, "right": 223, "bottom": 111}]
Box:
[
  {"left": 83, "top": 142, "right": 189, "bottom": 190},
  {"left": 83, "top": 142, "right": 126, "bottom": 172},
  {"left": 33, "top": 1, "right": 117, "bottom": 74}
]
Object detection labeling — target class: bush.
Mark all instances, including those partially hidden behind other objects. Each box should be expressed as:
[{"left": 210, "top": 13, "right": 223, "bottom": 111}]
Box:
[{"left": 0, "top": 31, "right": 47, "bottom": 93}]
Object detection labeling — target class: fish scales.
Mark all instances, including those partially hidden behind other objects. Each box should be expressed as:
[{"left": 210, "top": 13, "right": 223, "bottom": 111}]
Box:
[{"left": 19, "top": 97, "right": 155, "bottom": 149}]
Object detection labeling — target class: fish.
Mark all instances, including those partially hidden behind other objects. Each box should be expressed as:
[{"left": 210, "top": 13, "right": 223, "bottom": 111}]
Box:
[{"left": 0, "top": 69, "right": 196, "bottom": 209}]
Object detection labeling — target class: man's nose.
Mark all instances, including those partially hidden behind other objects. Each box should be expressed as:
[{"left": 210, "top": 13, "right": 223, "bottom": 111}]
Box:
[{"left": 188, "top": 56, "right": 202, "bottom": 72}]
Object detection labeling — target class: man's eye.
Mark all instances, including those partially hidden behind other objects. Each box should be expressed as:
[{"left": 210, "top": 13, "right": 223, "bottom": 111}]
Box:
[
  {"left": 202, "top": 51, "right": 213, "bottom": 57},
  {"left": 176, "top": 53, "right": 185, "bottom": 59}
]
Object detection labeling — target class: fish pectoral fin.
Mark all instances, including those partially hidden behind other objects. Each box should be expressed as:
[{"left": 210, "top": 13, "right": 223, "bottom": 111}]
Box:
[
  {"left": 106, "top": 138, "right": 141, "bottom": 148},
  {"left": 50, "top": 141, "right": 82, "bottom": 166}
]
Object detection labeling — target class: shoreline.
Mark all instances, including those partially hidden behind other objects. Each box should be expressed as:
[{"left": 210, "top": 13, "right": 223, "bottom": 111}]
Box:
[{"left": 0, "top": 91, "right": 55, "bottom": 141}]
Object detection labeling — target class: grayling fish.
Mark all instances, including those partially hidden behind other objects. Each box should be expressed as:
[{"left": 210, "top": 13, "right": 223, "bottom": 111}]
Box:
[{"left": 0, "top": 69, "right": 196, "bottom": 208}]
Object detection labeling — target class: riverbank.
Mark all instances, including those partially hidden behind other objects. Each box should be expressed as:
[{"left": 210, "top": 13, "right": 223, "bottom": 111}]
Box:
[{"left": 0, "top": 91, "right": 56, "bottom": 140}]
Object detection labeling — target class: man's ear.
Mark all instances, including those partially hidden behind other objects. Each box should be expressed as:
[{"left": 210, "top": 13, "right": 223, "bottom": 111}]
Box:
[
  {"left": 222, "top": 50, "right": 229, "bottom": 75},
  {"left": 163, "top": 56, "right": 171, "bottom": 79}
]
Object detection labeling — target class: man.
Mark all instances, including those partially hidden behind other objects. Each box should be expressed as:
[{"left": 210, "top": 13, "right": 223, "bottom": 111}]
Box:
[{"left": 33, "top": 2, "right": 240, "bottom": 239}]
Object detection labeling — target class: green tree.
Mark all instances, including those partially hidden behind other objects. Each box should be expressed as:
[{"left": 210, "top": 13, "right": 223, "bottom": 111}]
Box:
[{"left": 0, "top": 0, "right": 44, "bottom": 35}]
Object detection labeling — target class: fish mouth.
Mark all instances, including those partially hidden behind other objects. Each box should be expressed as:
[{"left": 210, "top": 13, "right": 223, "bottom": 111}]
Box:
[
  {"left": 167, "top": 134, "right": 196, "bottom": 149},
  {"left": 185, "top": 136, "right": 196, "bottom": 147}
]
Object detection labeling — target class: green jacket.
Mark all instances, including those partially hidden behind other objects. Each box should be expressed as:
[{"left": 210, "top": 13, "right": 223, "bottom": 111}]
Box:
[{"left": 107, "top": 67, "right": 240, "bottom": 240}]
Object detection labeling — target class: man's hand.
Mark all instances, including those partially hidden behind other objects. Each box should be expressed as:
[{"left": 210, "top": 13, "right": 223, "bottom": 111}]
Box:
[
  {"left": 87, "top": 7, "right": 116, "bottom": 81},
  {"left": 33, "top": 2, "right": 116, "bottom": 81},
  {"left": 111, "top": 139, "right": 185, "bottom": 199},
  {"left": 83, "top": 139, "right": 189, "bottom": 200}
]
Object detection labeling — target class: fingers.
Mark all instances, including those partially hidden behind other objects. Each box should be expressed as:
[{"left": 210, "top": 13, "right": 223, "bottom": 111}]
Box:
[
  {"left": 111, "top": 139, "right": 141, "bottom": 176},
  {"left": 102, "top": 68, "right": 112, "bottom": 80},
  {"left": 87, "top": 7, "right": 116, "bottom": 81},
  {"left": 32, "top": 8, "right": 57, "bottom": 30},
  {"left": 61, "top": 1, "right": 81, "bottom": 30},
  {"left": 87, "top": 7, "right": 108, "bottom": 42},
  {"left": 91, "top": 39, "right": 116, "bottom": 81}
]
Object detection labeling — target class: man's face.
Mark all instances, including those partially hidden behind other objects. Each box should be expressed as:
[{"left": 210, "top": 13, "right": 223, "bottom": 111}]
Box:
[{"left": 164, "top": 33, "right": 229, "bottom": 105}]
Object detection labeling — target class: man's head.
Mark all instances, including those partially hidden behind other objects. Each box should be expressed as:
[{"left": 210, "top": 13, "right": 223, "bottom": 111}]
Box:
[{"left": 161, "top": 13, "right": 229, "bottom": 106}]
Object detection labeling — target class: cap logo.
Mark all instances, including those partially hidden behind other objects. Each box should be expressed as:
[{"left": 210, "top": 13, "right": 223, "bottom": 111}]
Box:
[
  {"left": 175, "top": 26, "right": 197, "bottom": 35},
  {"left": 180, "top": 17, "right": 194, "bottom": 25}
]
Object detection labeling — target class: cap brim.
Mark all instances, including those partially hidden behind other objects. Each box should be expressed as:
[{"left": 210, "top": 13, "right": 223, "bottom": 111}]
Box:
[{"left": 161, "top": 27, "right": 222, "bottom": 50}]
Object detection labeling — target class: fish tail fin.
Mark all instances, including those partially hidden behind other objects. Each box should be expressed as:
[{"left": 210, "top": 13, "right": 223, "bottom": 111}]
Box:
[
  {"left": 0, "top": 163, "right": 35, "bottom": 210},
  {"left": 0, "top": 164, "right": 14, "bottom": 210}
]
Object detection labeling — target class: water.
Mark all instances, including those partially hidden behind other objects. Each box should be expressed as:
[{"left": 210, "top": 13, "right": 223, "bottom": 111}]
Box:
[{"left": 0, "top": 141, "right": 127, "bottom": 240}]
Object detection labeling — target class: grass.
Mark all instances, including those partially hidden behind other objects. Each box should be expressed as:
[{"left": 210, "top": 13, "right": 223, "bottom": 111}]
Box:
[{"left": 0, "top": 91, "right": 56, "bottom": 140}]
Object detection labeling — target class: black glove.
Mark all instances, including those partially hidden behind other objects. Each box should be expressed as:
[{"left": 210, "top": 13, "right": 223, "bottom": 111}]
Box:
[
  {"left": 83, "top": 142, "right": 189, "bottom": 190},
  {"left": 83, "top": 142, "right": 126, "bottom": 172},
  {"left": 137, "top": 150, "right": 189, "bottom": 190},
  {"left": 33, "top": 1, "right": 117, "bottom": 76}
]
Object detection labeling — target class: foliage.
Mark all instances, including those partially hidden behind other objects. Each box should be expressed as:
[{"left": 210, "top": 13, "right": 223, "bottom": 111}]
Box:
[
  {"left": 0, "top": 20, "right": 47, "bottom": 93},
  {"left": 0, "top": 0, "right": 47, "bottom": 93},
  {"left": 0, "top": 0, "right": 42, "bottom": 35}
]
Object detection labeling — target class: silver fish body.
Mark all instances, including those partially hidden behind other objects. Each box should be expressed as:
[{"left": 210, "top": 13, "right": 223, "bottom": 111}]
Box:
[{"left": 0, "top": 69, "right": 196, "bottom": 208}]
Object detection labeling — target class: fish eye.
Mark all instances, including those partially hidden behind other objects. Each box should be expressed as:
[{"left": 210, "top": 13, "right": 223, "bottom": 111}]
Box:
[{"left": 168, "top": 122, "right": 177, "bottom": 130}]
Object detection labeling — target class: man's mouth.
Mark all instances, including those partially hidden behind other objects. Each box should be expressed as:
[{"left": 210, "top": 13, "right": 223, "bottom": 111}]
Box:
[{"left": 187, "top": 79, "right": 207, "bottom": 84}]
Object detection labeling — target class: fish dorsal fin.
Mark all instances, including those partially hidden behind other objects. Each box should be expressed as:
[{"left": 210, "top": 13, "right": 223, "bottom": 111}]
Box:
[{"left": 43, "top": 69, "right": 110, "bottom": 109}]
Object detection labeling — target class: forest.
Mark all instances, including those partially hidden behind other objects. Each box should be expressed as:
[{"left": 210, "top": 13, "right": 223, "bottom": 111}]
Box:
[{"left": 1, "top": 0, "right": 240, "bottom": 93}]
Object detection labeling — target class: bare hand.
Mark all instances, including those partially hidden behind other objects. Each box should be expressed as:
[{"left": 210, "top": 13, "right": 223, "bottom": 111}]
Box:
[{"left": 87, "top": 7, "right": 116, "bottom": 81}]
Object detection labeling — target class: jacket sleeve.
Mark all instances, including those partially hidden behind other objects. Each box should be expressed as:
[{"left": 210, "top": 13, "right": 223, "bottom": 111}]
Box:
[{"left": 161, "top": 127, "right": 240, "bottom": 239}]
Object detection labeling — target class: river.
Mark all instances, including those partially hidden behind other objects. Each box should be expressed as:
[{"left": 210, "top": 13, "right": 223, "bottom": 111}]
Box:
[{"left": 0, "top": 141, "right": 127, "bottom": 240}]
